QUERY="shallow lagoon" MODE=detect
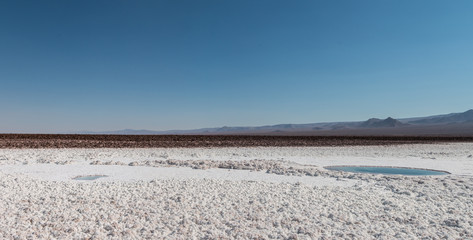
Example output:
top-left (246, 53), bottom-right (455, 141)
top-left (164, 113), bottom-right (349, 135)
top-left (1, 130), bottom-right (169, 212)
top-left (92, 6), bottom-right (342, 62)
top-left (325, 166), bottom-right (449, 175)
top-left (73, 175), bottom-right (108, 180)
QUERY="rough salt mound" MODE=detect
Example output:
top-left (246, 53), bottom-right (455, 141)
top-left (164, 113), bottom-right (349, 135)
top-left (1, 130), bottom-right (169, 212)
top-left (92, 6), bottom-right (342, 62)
top-left (1, 144), bottom-right (472, 239)
top-left (0, 173), bottom-right (472, 239)
top-left (2, 143), bottom-right (472, 175)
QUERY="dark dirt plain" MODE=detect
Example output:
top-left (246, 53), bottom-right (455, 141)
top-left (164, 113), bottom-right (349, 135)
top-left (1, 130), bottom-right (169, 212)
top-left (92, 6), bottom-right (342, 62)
top-left (1, 134), bottom-right (472, 148)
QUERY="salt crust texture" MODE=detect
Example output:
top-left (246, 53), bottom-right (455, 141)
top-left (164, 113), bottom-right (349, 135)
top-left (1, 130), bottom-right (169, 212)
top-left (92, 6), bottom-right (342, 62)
top-left (0, 143), bottom-right (472, 239)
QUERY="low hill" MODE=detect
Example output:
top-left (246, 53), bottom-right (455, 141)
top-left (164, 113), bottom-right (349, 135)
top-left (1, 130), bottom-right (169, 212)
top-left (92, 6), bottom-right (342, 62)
top-left (360, 117), bottom-right (407, 128)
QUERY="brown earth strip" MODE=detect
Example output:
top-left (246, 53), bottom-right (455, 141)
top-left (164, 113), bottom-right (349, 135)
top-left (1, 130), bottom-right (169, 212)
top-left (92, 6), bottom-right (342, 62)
top-left (0, 134), bottom-right (472, 148)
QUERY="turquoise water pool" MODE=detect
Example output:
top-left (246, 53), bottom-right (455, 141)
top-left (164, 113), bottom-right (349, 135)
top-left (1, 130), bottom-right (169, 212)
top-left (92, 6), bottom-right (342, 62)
top-left (325, 166), bottom-right (449, 175)
top-left (73, 175), bottom-right (107, 180)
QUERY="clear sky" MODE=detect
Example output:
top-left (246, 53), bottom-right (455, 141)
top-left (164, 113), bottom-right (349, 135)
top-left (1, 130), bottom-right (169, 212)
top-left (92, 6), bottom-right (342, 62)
top-left (1, 0), bottom-right (472, 133)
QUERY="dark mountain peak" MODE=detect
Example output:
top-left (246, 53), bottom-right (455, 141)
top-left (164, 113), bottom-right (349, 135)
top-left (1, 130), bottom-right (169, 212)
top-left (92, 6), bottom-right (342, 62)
top-left (384, 117), bottom-right (399, 124)
top-left (360, 117), bottom-right (405, 128)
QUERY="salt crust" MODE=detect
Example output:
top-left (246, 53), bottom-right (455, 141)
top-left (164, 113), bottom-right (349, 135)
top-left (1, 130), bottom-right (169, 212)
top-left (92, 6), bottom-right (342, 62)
top-left (0, 143), bottom-right (472, 239)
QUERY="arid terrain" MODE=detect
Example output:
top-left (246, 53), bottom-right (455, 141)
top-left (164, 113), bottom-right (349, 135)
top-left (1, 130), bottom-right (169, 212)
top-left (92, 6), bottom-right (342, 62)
top-left (1, 134), bottom-right (472, 148)
top-left (0, 135), bottom-right (472, 239)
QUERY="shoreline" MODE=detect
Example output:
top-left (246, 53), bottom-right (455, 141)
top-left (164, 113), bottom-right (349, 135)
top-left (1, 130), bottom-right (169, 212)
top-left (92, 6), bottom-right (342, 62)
top-left (1, 134), bottom-right (473, 149)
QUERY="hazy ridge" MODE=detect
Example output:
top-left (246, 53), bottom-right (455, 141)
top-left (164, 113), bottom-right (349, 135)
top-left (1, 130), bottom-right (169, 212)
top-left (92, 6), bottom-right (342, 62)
top-left (78, 109), bottom-right (473, 136)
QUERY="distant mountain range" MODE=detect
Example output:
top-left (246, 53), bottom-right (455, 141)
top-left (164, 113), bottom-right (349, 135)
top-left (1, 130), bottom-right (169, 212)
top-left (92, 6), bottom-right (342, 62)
top-left (78, 109), bottom-right (473, 136)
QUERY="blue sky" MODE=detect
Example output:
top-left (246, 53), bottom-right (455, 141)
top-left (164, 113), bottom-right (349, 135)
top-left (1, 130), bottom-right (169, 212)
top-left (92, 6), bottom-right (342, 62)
top-left (1, 0), bottom-right (472, 133)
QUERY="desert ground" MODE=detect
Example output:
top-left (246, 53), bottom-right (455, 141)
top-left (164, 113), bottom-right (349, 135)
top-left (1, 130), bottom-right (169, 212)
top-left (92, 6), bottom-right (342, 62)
top-left (0, 135), bottom-right (472, 239)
